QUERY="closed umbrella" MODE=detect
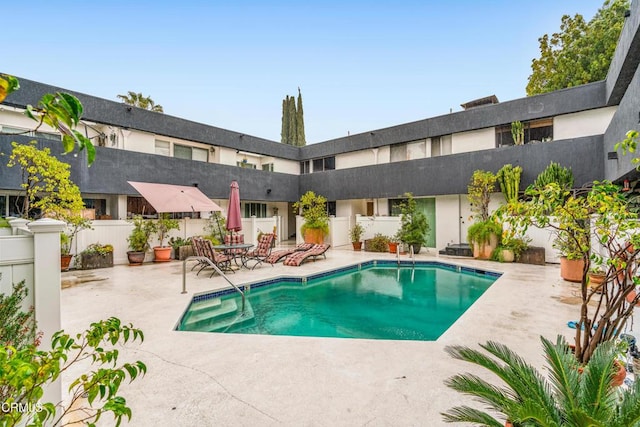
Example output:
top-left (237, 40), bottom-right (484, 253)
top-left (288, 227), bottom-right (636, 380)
top-left (226, 181), bottom-right (242, 237)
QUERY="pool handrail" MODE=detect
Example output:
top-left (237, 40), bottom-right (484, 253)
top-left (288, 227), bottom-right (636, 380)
top-left (182, 256), bottom-right (245, 313)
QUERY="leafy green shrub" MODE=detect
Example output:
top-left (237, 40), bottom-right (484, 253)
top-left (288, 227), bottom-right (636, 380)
top-left (0, 280), bottom-right (39, 348)
top-left (294, 191), bottom-right (330, 235)
top-left (467, 220), bottom-right (502, 246)
top-left (396, 193), bottom-right (430, 246)
top-left (366, 233), bottom-right (390, 252)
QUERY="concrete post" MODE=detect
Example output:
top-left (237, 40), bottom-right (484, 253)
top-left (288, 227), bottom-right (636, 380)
top-left (27, 218), bottom-right (66, 405)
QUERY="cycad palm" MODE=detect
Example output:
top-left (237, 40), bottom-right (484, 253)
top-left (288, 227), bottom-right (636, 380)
top-left (116, 91), bottom-right (163, 113)
top-left (442, 335), bottom-right (640, 426)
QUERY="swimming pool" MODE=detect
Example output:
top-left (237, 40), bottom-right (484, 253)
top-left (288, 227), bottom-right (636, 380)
top-left (178, 261), bottom-right (499, 341)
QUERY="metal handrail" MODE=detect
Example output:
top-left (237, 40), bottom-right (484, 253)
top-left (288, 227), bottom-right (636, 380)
top-left (409, 245), bottom-right (415, 266)
top-left (182, 256), bottom-right (245, 312)
top-left (396, 243), bottom-right (400, 265)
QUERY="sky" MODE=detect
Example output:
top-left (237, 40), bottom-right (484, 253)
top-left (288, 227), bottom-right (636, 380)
top-left (5, 1), bottom-right (607, 144)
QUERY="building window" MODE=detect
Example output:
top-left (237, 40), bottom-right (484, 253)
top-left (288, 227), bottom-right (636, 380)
top-left (237, 161), bottom-right (257, 169)
top-left (262, 163), bottom-right (274, 172)
top-left (390, 143), bottom-right (407, 162)
top-left (388, 198), bottom-right (406, 216)
top-left (430, 135), bottom-right (452, 157)
top-left (300, 160), bottom-right (310, 174)
top-left (244, 202), bottom-right (267, 218)
top-left (327, 201), bottom-right (336, 217)
top-left (496, 118), bottom-right (553, 147)
top-left (2, 126), bottom-right (61, 142)
top-left (82, 198), bottom-right (107, 217)
top-left (155, 140), bottom-right (170, 156)
top-left (175, 144), bottom-right (208, 162)
top-left (311, 157), bottom-right (335, 173)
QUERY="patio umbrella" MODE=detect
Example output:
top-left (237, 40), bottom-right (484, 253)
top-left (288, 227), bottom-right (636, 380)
top-left (226, 181), bottom-right (242, 237)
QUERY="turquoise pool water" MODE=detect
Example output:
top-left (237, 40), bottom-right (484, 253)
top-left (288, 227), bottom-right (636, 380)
top-left (178, 262), bottom-right (498, 341)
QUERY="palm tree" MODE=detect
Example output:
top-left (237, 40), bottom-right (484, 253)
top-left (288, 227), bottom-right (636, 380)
top-left (116, 91), bottom-right (164, 113)
top-left (442, 336), bottom-right (640, 426)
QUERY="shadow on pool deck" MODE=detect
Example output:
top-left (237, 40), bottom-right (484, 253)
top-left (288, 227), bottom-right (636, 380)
top-left (60, 246), bottom-right (634, 426)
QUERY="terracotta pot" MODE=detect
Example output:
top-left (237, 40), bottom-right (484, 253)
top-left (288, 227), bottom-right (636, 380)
top-left (388, 242), bottom-right (398, 253)
top-left (472, 233), bottom-right (498, 260)
top-left (588, 272), bottom-right (606, 293)
top-left (352, 241), bottom-right (362, 251)
top-left (303, 228), bottom-right (324, 244)
top-left (626, 289), bottom-right (640, 307)
top-left (560, 257), bottom-right (584, 283)
top-left (127, 251), bottom-right (145, 266)
top-left (61, 254), bottom-right (73, 271)
top-left (153, 246), bottom-right (172, 262)
top-left (611, 360), bottom-right (627, 387)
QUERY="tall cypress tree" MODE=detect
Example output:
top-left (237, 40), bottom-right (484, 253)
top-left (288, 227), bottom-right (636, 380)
top-left (281, 97), bottom-right (289, 144)
top-left (287, 96), bottom-right (297, 146)
top-left (296, 87), bottom-right (306, 146)
top-left (280, 89), bottom-right (306, 146)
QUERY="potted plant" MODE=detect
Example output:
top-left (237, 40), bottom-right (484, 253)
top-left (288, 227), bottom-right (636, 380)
top-left (396, 192), bottom-right (430, 254)
top-left (442, 336), bottom-right (637, 426)
top-left (169, 236), bottom-right (193, 260)
top-left (153, 214), bottom-right (180, 262)
top-left (127, 215), bottom-right (156, 265)
top-left (388, 234), bottom-right (400, 254)
top-left (59, 213), bottom-right (92, 272)
top-left (293, 191), bottom-right (329, 244)
top-left (510, 120), bottom-right (524, 145)
top-left (467, 170), bottom-right (500, 259)
top-left (500, 180), bottom-right (640, 364)
top-left (79, 243), bottom-right (114, 270)
top-left (349, 223), bottom-right (364, 251)
top-left (364, 233), bottom-right (390, 252)
top-left (60, 233), bottom-right (73, 271)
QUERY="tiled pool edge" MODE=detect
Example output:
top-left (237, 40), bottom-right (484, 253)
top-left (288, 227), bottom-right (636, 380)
top-left (176, 260), bottom-right (503, 331)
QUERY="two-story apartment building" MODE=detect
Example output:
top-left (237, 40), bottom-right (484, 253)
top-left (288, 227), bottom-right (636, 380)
top-left (2, 2), bottom-right (640, 252)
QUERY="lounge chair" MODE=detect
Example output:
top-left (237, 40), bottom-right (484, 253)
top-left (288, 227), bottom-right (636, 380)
top-left (283, 244), bottom-right (331, 267)
top-left (245, 233), bottom-right (275, 269)
top-left (192, 237), bottom-right (234, 276)
top-left (264, 242), bottom-right (314, 264)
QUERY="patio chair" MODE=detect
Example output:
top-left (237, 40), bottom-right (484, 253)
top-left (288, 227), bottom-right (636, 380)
top-left (245, 233), bottom-right (275, 269)
top-left (264, 242), bottom-right (314, 264)
top-left (283, 244), bottom-right (331, 267)
top-left (192, 237), bottom-right (234, 276)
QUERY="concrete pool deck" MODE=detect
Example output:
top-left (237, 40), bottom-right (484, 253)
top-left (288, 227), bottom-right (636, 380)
top-left (60, 247), bottom-right (637, 426)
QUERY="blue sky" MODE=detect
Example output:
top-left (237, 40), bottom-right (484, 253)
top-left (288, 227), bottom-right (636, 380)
top-left (6, 1), bottom-right (606, 143)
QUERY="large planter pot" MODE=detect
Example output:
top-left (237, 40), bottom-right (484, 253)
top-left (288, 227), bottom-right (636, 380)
top-left (388, 242), bottom-right (398, 253)
top-left (153, 246), bottom-right (172, 262)
top-left (175, 245), bottom-right (194, 260)
top-left (626, 289), bottom-right (640, 307)
top-left (351, 241), bottom-right (362, 251)
top-left (127, 251), bottom-right (146, 266)
top-left (80, 252), bottom-right (113, 270)
top-left (61, 254), bottom-right (73, 272)
top-left (303, 228), bottom-right (325, 244)
top-left (501, 249), bottom-right (515, 263)
top-left (472, 233), bottom-right (498, 260)
top-left (409, 243), bottom-right (421, 255)
top-left (560, 257), bottom-right (584, 283)
top-left (588, 272), bottom-right (606, 293)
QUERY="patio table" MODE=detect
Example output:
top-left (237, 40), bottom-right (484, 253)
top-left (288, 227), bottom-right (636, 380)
top-left (212, 243), bottom-right (254, 269)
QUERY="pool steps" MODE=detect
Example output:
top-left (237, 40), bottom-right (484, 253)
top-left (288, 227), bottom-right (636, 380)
top-left (182, 299), bottom-right (255, 332)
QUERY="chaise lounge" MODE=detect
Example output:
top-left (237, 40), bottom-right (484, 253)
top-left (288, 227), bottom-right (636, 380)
top-left (283, 244), bottom-right (331, 267)
top-left (264, 242), bottom-right (314, 264)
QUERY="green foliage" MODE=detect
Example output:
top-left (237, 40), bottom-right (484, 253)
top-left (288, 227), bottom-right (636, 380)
top-left (7, 142), bottom-right (85, 219)
top-left (533, 161), bottom-right (574, 191)
top-left (510, 121), bottom-right (524, 145)
top-left (349, 223), bottom-right (365, 243)
top-left (294, 191), bottom-right (330, 235)
top-left (168, 236), bottom-right (192, 252)
top-left (1, 75), bottom-right (95, 164)
top-left (204, 212), bottom-right (227, 244)
top-left (396, 193), bottom-right (430, 246)
top-left (0, 218), bottom-right (9, 228)
top-left (527, 0), bottom-right (630, 95)
top-left (280, 90), bottom-right (306, 146)
top-left (0, 281), bottom-right (39, 349)
top-left (116, 91), bottom-right (164, 112)
top-left (615, 129), bottom-right (640, 169)
top-left (442, 336), bottom-right (640, 427)
top-left (468, 170), bottom-right (497, 223)
top-left (81, 243), bottom-right (114, 256)
top-left (1, 317), bottom-right (146, 426)
top-left (154, 213), bottom-right (180, 247)
top-left (467, 220), bottom-right (502, 246)
top-left (127, 215), bottom-right (157, 252)
top-left (366, 233), bottom-right (390, 252)
top-left (500, 181), bottom-right (640, 363)
top-left (496, 164), bottom-right (522, 203)
top-left (0, 74), bottom-right (19, 103)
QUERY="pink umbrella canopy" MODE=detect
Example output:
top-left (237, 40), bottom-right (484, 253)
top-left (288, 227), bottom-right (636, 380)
top-left (226, 181), bottom-right (242, 233)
